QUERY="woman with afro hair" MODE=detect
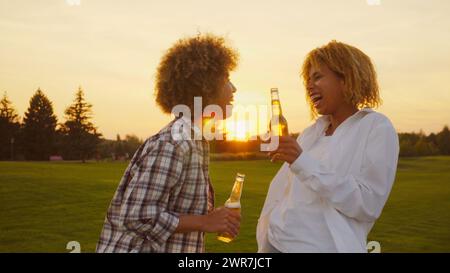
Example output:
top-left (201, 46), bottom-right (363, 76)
top-left (97, 34), bottom-right (240, 253)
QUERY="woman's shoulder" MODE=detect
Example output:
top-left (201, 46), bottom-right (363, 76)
top-left (358, 110), bottom-right (398, 143)
top-left (137, 120), bottom-right (195, 160)
top-left (361, 109), bottom-right (396, 131)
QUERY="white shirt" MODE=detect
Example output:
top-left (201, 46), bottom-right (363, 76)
top-left (268, 133), bottom-right (336, 252)
top-left (257, 108), bottom-right (400, 253)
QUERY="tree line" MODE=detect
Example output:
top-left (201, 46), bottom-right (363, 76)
top-left (398, 129), bottom-right (450, 157)
top-left (1, 88), bottom-right (449, 161)
top-left (0, 87), bottom-right (143, 162)
top-left (209, 128), bottom-right (450, 158)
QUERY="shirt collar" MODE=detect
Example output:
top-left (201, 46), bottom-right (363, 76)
top-left (314, 107), bottom-right (374, 137)
top-left (317, 107), bottom-right (373, 126)
top-left (177, 115), bottom-right (203, 140)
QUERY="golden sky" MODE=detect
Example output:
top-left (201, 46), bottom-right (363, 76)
top-left (1, 0), bottom-right (449, 139)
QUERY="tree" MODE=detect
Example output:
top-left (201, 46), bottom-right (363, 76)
top-left (95, 135), bottom-right (143, 161)
top-left (414, 137), bottom-right (437, 156)
top-left (399, 138), bottom-right (416, 157)
top-left (123, 134), bottom-right (143, 158)
top-left (436, 126), bottom-right (450, 155)
top-left (60, 86), bottom-right (101, 162)
top-left (97, 138), bottom-right (116, 160)
top-left (0, 92), bottom-right (19, 122)
top-left (0, 92), bottom-right (21, 160)
top-left (22, 88), bottom-right (58, 160)
top-left (114, 134), bottom-right (125, 160)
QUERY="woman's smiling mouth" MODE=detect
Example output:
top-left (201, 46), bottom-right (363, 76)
top-left (310, 93), bottom-right (323, 107)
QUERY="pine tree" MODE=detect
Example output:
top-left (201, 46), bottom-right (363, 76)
top-left (0, 92), bottom-right (19, 123)
top-left (22, 88), bottom-right (58, 160)
top-left (0, 92), bottom-right (21, 160)
top-left (60, 86), bottom-right (101, 162)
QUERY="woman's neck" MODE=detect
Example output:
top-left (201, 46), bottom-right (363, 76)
top-left (327, 106), bottom-right (359, 136)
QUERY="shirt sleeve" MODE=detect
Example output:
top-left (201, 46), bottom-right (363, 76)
top-left (289, 118), bottom-right (399, 222)
top-left (122, 141), bottom-right (185, 250)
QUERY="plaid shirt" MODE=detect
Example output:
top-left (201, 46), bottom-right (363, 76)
top-left (96, 117), bottom-right (214, 253)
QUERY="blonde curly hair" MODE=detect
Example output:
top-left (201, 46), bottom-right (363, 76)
top-left (155, 34), bottom-right (239, 114)
top-left (301, 40), bottom-right (381, 119)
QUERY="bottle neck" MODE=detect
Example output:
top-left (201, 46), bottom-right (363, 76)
top-left (271, 89), bottom-right (283, 116)
top-left (272, 100), bottom-right (283, 116)
top-left (271, 89), bottom-right (280, 101)
top-left (228, 177), bottom-right (244, 203)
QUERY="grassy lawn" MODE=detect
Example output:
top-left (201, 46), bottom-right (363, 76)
top-left (0, 157), bottom-right (449, 252)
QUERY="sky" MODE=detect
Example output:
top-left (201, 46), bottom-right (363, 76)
top-left (1, 0), bottom-right (449, 140)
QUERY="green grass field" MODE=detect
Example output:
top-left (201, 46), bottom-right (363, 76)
top-left (0, 157), bottom-right (449, 253)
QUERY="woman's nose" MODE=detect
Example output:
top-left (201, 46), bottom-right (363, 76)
top-left (230, 82), bottom-right (237, 93)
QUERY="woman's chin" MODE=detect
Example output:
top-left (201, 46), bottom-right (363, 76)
top-left (316, 107), bottom-right (328, 116)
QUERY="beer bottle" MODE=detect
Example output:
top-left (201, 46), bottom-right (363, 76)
top-left (269, 88), bottom-right (289, 136)
top-left (217, 173), bottom-right (245, 243)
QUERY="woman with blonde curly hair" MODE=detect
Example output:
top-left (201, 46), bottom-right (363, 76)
top-left (257, 40), bottom-right (400, 252)
top-left (97, 34), bottom-right (240, 253)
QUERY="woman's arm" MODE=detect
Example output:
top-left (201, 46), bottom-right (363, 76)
top-left (175, 208), bottom-right (241, 237)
